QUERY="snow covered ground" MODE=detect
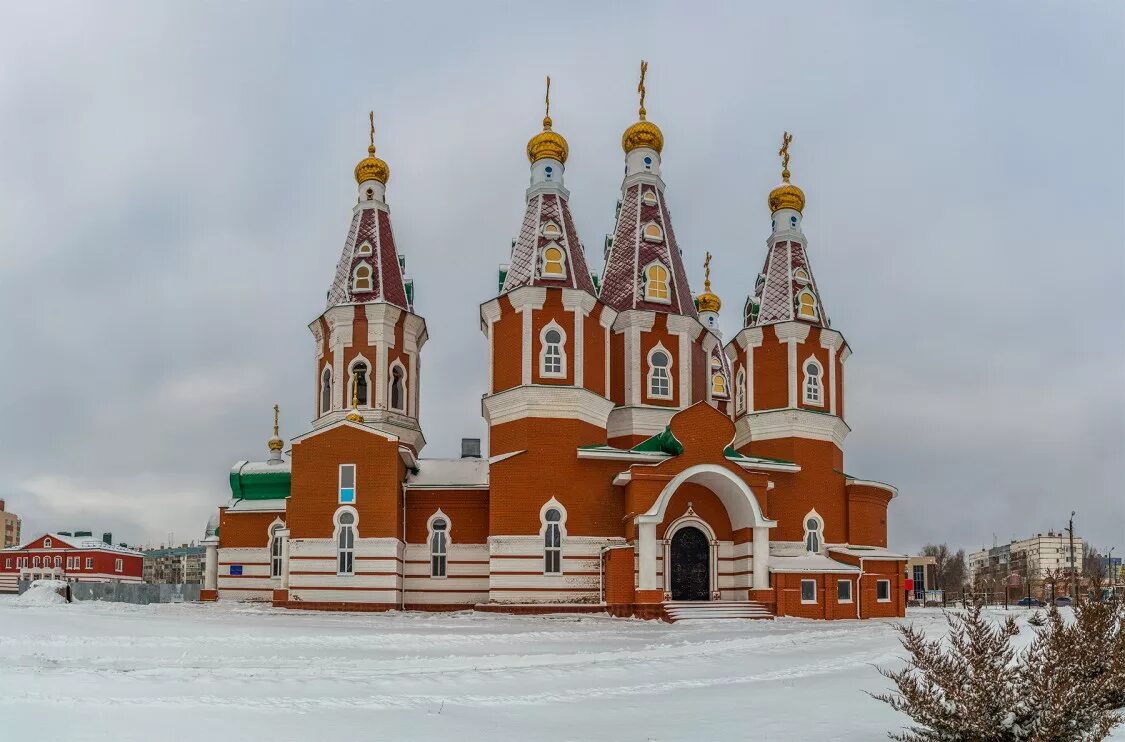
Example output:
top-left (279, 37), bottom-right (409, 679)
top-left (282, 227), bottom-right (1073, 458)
top-left (0, 596), bottom-right (1114, 741)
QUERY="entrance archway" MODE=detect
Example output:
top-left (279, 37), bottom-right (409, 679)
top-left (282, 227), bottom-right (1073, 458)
top-left (669, 526), bottom-right (710, 600)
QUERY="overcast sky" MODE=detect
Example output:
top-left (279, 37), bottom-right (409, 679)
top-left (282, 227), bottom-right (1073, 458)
top-left (1, 2), bottom-right (1121, 555)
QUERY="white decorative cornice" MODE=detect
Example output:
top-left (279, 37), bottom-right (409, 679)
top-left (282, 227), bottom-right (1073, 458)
top-left (819, 329), bottom-right (845, 352)
top-left (597, 305), bottom-right (618, 329)
top-left (365, 303), bottom-right (402, 347)
top-left (482, 386), bottom-right (615, 428)
top-left (839, 344), bottom-right (852, 363)
top-left (844, 477), bottom-right (898, 498)
top-left (701, 332), bottom-right (718, 354)
top-left (402, 313), bottom-right (428, 354)
top-left (666, 313), bottom-right (704, 340)
top-left (606, 405), bottom-right (675, 440)
top-left (733, 326), bottom-right (764, 350)
top-left (731, 408), bottom-right (850, 450)
top-left (479, 298), bottom-right (502, 329)
top-left (508, 286), bottom-right (548, 312)
top-left (561, 289), bottom-right (597, 314)
top-left (772, 321), bottom-right (811, 343)
top-left (612, 310), bottom-right (656, 333)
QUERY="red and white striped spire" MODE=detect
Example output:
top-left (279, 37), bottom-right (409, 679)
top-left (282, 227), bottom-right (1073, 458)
top-left (325, 112), bottom-right (414, 312)
top-left (500, 77), bottom-right (596, 295)
top-left (598, 61), bottom-right (696, 317)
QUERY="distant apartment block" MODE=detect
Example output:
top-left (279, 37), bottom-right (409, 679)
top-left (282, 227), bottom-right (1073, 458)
top-left (969, 531), bottom-right (1085, 587)
top-left (143, 545), bottom-right (205, 585)
top-left (0, 500), bottom-right (20, 549)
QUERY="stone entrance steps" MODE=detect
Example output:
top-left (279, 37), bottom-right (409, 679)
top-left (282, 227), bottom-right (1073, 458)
top-left (664, 600), bottom-right (774, 622)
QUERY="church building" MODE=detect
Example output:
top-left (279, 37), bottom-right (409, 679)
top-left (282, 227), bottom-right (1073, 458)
top-left (202, 65), bottom-right (905, 621)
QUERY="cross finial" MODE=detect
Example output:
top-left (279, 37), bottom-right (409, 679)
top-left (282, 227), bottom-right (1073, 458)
top-left (272, 404), bottom-right (280, 437)
top-left (368, 111), bottom-right (376, 153)
top-left (351, 371), bottom-right (359, 409)
top-left (703, 252), bottom-right (713, 292)
top-left (543, 75), bottom-right (552, 129)
top-left (638, 60), bottom-right (648, 120)
top-left (779, 131), bottom-right (793, 182)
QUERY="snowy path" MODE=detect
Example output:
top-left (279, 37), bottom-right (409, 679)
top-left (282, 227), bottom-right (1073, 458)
top-left (0, 598), bottom-right (1102, 741)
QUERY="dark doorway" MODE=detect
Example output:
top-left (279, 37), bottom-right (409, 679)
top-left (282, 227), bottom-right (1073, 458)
top-left (670, 526), bottom-right (710, 601)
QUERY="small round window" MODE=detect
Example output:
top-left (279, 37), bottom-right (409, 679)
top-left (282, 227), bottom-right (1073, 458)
top-left (339, 512), bottom-right (355, 525)
top-left (806, 518), bottom-right (818, 531)
top-left (790, 216), bottom-right (798, 226)
top-left (432, 518), bottom-right (447, 532)
top-left (545, 508), bottom-right (561, 523)
top-left (643, 156), bottom-right (652, 167)
top-left (544, 165), bottom-right (554, 177)
top-left (806, 363), bottom-right (819, 377)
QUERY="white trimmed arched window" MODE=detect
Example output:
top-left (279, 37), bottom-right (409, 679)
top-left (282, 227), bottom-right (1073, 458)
top-left (735, 368), bottom-right (746, 413)
top-left (389, 361), bottom-right (407, 413)
top-left (804, 511), bottom-right (824, 554)
top-left (642, 222), bottom-right (663, 243)
top-left (541, 245), bottom-right (566, 278)
top-left (320, 366), bottom-right (333, 414)
top-left (334, 508), bottom-right (357, 575)
top-left (539, 322), bottom-right (567, 379)
top-left (541, 221), bottom-right (562, 239)
top-left (428, 511), bottom-right (449, 578)
top-left (540, 500), bottom-right (567, 575)
top-left (802, 356), bottom-right (824, 406)
top-left (355, 240), bottom-right (373, 256)
top-left (348, 358), bottom-right (370, 407)
top-left (643, 261), bottom-right (671, 303)
top-left (797, 289), bottom-right (818, 320)
top-left (43, 538), bottom-right (52, 548)
top-left (269, 522), bottom-right (284, 578)
top-left (647, 344), bottom-right (673, 400)
top-left (641, 189), bottom-right (658, 207)
top-left (352, 262), bottom-right (373, 292)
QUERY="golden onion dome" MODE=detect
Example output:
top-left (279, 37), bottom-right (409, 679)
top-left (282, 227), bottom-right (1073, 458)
top-left (768, 130), bottom-right (804, 213)
top-left (695, 251), bottom-right (721, 313)
top-left (527, 115), bottom-right (569, 164)
top-left (768, 181), bottom-right (805, 213)
top-left (622, 119), bottom-right (664, 154)
top-left (267, 436), bottom-right (284, 452)
top-left (355, 144), bottom-right (390, 185)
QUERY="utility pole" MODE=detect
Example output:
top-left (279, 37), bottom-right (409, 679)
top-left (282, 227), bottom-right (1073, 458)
top-left (1068, 511), bottom-right (1076, 602)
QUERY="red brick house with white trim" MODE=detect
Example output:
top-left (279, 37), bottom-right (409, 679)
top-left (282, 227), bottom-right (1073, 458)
top-left (0, 533), bottom-right (144, 593)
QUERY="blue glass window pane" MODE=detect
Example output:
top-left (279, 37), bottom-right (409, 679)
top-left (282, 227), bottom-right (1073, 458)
top-left (339, 487), bottom-right (355, 503)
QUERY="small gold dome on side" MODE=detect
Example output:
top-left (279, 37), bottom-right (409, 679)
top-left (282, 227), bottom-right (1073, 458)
top-left (768, 182), bottom-right (805, 213)
top-left (527, 116), bottom-right (569, 164)
top-left (345, 410), bottom-right (364, 423)
top-left (355, 144), bottom-right (390, 185)
top-left (695, 251), bottom-right (721, 313)
top-left (267, 436), bottom-right (284, 452)
top-left (622, 119), bottom-right (664, 154)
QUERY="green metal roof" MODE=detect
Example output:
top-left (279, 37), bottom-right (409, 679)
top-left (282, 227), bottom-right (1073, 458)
top-left (229, 461), bottom-right (291, 500)
top-left (632, 427), bottom-right (684, 456)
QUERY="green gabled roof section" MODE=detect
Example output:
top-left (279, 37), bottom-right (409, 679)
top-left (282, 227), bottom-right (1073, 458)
top-left (632, 427), bottom-right (684, 456)
top-left (229, 461), bottom-right (291, 501)
top-left (725, 446), bottom-right (795, 465)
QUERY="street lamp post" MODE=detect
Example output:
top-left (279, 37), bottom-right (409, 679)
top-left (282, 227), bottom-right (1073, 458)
top-left (1068, 511), bottom-right (1077, 602)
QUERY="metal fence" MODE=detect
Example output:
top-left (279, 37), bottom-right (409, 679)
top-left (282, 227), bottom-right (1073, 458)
top-left (17, 581), bottom-right (200, 604)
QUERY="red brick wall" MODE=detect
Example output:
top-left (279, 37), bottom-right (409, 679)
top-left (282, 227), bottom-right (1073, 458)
top-left (609, 329), bottom-right (625, 405)
top-left (491, 295), bottom-right (521, 393)
top-left (602, 546), bottom-right (636, 604)
top-left (288, 425), bottom-right (405, 539)
top-left (773, 572), bottom-right (861, 619)
top-left (640, 313), bottom-right (679, 407)
top-left (583, 305), bottom-right (607, 397)
top-left (657, 485), bottom-right (733, 541)
top-left (846, 484), bottom-right (893, 547)
top-left (742, 437), bottom-right (846, 543)
top-left (531, 289), bottom-right (576, 385)
top-left (405, 490), bottom-right (489, 544)
top-left (488, 417), bottom-right (625, 536)
top-left (795, 327), bottom-right (832, 412)
top-left (219, 510), bottom-right (280, 548)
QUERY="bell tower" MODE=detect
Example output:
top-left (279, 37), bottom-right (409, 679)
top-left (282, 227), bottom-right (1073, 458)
top-left (309, 114), bottom-right (428, 452)
top-left (599, 62), bottom-right (708, 447)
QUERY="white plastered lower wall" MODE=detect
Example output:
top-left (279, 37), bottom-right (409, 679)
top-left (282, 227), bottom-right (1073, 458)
top-left (487, 535), bottom-right (626, 604)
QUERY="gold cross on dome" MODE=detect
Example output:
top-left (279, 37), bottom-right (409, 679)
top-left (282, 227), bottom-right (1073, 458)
top-left (545, 75), bottom-right (551, 121)
top-left (779, 131), bottom-right (793, 181)
top-left (703, 252), bottom-right (713, 292)
top-left (638, 60), bottom-right (648, 120)
top-left (272, 404), bottom-right (280, 437)
top-left (368, 111), bottom-right (375, 150)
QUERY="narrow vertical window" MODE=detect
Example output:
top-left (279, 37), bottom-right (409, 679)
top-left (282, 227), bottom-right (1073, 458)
top-left (353, 264), bottom-right (373, 292)
top-left (644, 263), bottom-right (670, 302)
top-left (86, 558), bottom-right (93, 569)
top-left (339, 464), bottom-right (356, 504)
top-left (735, 368), bottom-right (746, 413)
top-left (390, 365), bottom-right (406, 412)
top-left (541, 246), bottom-right (566, 277)
top-left (269, 524), bottom-right (283, 578)
top-left (801, 579), bottom-right (817, 604)
top-left (544, 508), bottom-right (562, 575)
top-left (320, 368), bottom-right (332, 414)
top-left (115, 559), bottom-right (123, 573)
top-left (803, 359), bottom-right (823, 406)
top-left (877, 579), bottom-right (891, 602)
top-left (430, 518), bottom-right (448, 578)
top-left (539, 324), bottom-right (567, 378)
top-left (837, 579), bottom-right (852, 603)
top-left (797, 290), bottom-right (818, 319)
top-left (350, 362), bottom-right (369, 406)
top-left (648, 348), bottom-right (672, 399)
top-left (804, 515), bottom-right (823, 554)
top-left (336, 511), bottom-right (356, 576)
top-left (54, 556), bottom-right (61, 568)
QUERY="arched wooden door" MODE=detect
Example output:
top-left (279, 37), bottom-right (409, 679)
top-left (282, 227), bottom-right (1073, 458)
top-left (670, 526), bottom-right (710, 601)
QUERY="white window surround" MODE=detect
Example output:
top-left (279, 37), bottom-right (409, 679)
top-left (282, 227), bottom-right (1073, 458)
top-left (538, 321), bottom-right (568, 379)
top-left (641, 189), bottom-right (658, 206)
top-left (793, 267), bottom-right (809, 282)
top-left (796, 289), bottom-right (819, 320)
top-left (801, 579), bottom-right (817, 604)
top-left (837, 579), bottom-right (853, 603)
top-left (86, 558), bottom-right (93, 569)
top-left (355, 240), bottom-right (373, 256)
top-left (338, 464), bottom-right (356, 504)
top-left (735, 368), bottom-right (746, 413)
top-left (352, 261), bottom-right (374, 292)
top-left (115, 559), bottom-right (123, 573)
top-left (347, 355), bottom-right (372, 408)
top-left (43, 538), bottom-right (52, 548)
top-left (320, 365), bottom-right (333, 415)
top-left (333, 506), bottom-right (359, 576)
top-left (427, 510), bottom-right (451, 579)
top-left (646, 344), bottom-right (674, 400)
top-left (540, 221), bottom-right (562, 239)
top-left (641, 221), bottom-right (663, 243)
top-left (802, 356), bottom-right (824, 407)
top-left (268, 520), bottom-right (285, 579)
top-left (877, 579), bottom-right (892, 603)
top-left (641, 260), bottom-right (672, 305)
top-left (539, 498), bottom-right (567, 576)
top-left (388, 359), bottom-right (407, 413)
top-left (540, 244), bottom-right (567, 279)
top-left (803, 510), bottom-right (824, 554)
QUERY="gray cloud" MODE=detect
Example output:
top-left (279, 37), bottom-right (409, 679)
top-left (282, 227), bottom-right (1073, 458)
top-left (1, 2), bottom-right (1121, 555)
